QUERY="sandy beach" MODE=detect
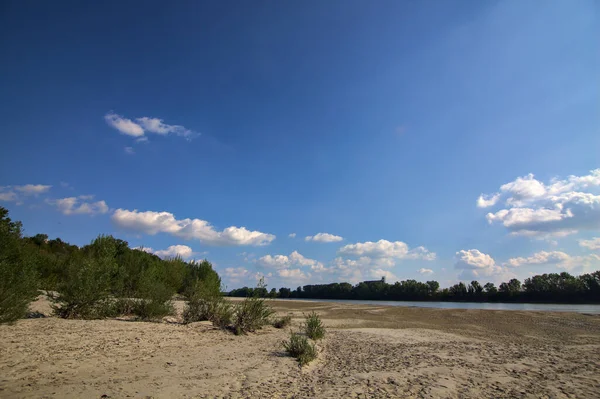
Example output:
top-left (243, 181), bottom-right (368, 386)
top-left (1, 297), bottom-right (600, 399)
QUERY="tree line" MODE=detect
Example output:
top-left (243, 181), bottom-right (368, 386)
top-left (229, 273), bottom-right (600, 304)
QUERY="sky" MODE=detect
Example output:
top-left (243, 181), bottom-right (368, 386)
top-left (1, 0), bottom-right (599, 290)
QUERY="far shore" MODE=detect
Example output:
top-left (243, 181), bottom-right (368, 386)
top-left (1, 295), bottom-right (600, 398)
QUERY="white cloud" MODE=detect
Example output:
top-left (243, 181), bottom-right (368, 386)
top-left (111, 208), bottom-right (275, 246)
top-left (480, 169), bottom-right (600, 238)
top-left (305, 232), bottom-right (343, 243)
top-left (477, 193), bottom-right (500, 208)
top-left (288, 233), bottom-right (296, 238)
top-left (277, 268), bottom-right (310, 281)
top-left (1, 184), bottom-right (52, 203)
top-left (505, 250), bottom-right (600, 273)
top-left (47, 196), bottom-right (109, 215)
top-left (136, 117), bottom-right (193, 138)
top-left (505, 251), bottom-right (571, 267)
top-left (14, 184), bottom-right (52, 195)
top-left (417, 268), bottom-right (434, 275)
top-left (124, 146), bottom-right (135, 154)
top-left (258, 250), bottom-right (324, 271)
top-left (105, 112), bottom-right (145, 137)
top-left (338, 239), bottom-right (436, 261)
top-left (325, 256), bottom-right (398, 284)
top-left (500, 173), bottom-right (547, 206)
top-left (105, 112), bottom-right (195, 141)
top-left (454, 249), bottom-right (510, 281)
top-left (370, 269), bottom-right (398, 282)
top-left (149, 245), bottom-right (195, 259)
top-left (0, 189), bottom-right (18, 202)
top-left (580, 237), bottom-right (600, 250)
top-left (224, 267), bottom-right (251, 283)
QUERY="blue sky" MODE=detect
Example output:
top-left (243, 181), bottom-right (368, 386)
top-left (1, 0), bottom-right (599, 289)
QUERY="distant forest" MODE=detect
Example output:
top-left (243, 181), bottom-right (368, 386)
top-left (229, 272), bottom-right (600, 304)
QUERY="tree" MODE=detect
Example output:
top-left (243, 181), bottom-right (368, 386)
top-left (484, 282), bottom-right (497, 295)
top-left (426, 281), bottom-right (440, 296)
top-left (0, 207), bottom-right (39, 323)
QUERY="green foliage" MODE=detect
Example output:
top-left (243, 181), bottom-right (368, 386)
top-left (130, 264), bottom-right (175, 321)
top-left (0, 207), bottom-right (39, 324)
top-left (50, 236), bottom-right (117, 319)
top-left (273, 315), bottom-right (292, 329)
top-left (282, 332), bottom-right (317, 366)
top-left (233, 278), bottom-right (275, 335)
top-left (183, 267), bottom-right (232, 328)
top-left (304, 311), bottom-right (325, 340)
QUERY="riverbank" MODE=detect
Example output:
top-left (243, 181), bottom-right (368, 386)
top-left (1, 296), bottom-right (600, 398)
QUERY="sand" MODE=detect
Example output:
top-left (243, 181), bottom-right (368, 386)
top-left (1, 297), bottom-right (600, 398)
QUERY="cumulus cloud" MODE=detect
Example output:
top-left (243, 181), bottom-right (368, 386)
top-left (480, 169), bottom-right (600, 238)
top-left (477, 193), bottom-right (500, 208)
top-left (505, 251), bottom-right (570, 267)
top-left (338, 239), bottom-right (436, 261)
top-left (124, 147), bottom-right (135, 155)
top-left (454, 249), bottom-right (508, 281)
top-left (105, 112), bottom-right (195, 141)
top-left (140, 245), bottom-right (195, 259)
top-left (277, 268), bottom-right (310, 281)
top-left (288, 233), bottom-right (296, 238)
top-left (111, 208), bottom-right (275, 246)
top-left (258, 250), bottom-right (324, 272)
top-left (47, 196), bottom-right (109, 215)
top-left (305, 233), bottom-right (343, 243)
top-left (580, 237), bottom-right (600, 250)
top-left (506, 250), bottom-right (600, 273)
top-left (417, 268), bottom-right (434, 275)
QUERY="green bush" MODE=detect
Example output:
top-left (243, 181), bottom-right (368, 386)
top-left (130, 265), bottom-right (175, 321)
top-left (183, 265), bottom-right (232, 327)
top-left (273, 315), bottom-right (292, 329)
top-left (0, 259), bottom-right (38, 324)
top-left (232, 278), bottom-right (274, 335)
top-left (50, 240), bottom-right (116, 319)
top-left (305, 311), bottom-right (325, 340)
top-left (282, 332), bottom-right (317, 366)
top-left (183, 286), bottom-right (233, 327)
top-left (0, 208), bottom-right (40, 324)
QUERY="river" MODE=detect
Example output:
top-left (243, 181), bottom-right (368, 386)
top-left (276, 298), bottom-right (600, 314)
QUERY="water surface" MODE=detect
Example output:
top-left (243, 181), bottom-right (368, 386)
top-left (278, 298), bottom-right (600, 314)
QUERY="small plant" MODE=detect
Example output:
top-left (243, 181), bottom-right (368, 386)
top-left (304, 311), bottom-right (325, 340)
top-left (282, 332), bottom-right (317, 366)
top-left (273, 315), bottom-right (292, 329)
top-left (232, 278), bottom-right (274, 335)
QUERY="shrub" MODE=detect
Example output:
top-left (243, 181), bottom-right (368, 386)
top-left (130, 265), bottom-right (175, 321)
top-left (183, 267), bottom-right (232, 327)
top-left (273, 315), bottom-right (292, 329)
top-left (183, 290), bottom-right (233, 327)
top-left (232, 278), bottom-right (274, 335)
top-left (282, 332), bottom-right (317, 366)
top-left (0, 207), bottom-right (39, 324)
top-left (50, 245), bottom-right (115, 319)
top-left (305, 311), bottom-right (325, 340)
